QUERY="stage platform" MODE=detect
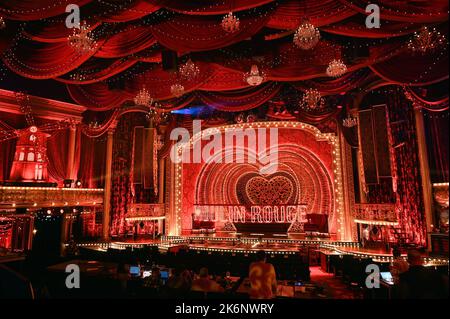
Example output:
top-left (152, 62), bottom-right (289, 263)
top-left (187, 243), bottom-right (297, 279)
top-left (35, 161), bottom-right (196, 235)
top-left (76, 233), bottom-right (449, 266)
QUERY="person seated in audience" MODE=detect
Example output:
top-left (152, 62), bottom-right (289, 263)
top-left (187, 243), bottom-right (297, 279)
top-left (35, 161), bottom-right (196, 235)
top-left (398, 249), bottom-right (448, 299)
top-left (191, 267), bottom-right (224, 293)
top-left (249, 250), bottom-right (277, 299)
top-left (166, 265), bottom-right (192, 292)
top-left (389, 246), bottom-right (409, 285)
top-left (143, 267), bottom-right (162, 289)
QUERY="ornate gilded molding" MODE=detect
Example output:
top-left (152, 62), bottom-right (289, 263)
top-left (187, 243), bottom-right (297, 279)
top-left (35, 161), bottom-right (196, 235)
top-left (0, 186), bottom-right (103, 209)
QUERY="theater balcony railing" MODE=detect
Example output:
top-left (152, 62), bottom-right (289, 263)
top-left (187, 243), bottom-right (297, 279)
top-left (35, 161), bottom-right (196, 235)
top-left (0, 186), bottom-right (104, 209)
top-left (125, 203), bottom-right (166, 222)
top-left (353, 203), bottom-right (398, 226)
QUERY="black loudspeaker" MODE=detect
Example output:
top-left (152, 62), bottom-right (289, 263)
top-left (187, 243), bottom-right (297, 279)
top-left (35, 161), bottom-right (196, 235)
top-left (162, 49), bottom-right (178, 71)
top-left (344, 39), bottom-right (370, 64)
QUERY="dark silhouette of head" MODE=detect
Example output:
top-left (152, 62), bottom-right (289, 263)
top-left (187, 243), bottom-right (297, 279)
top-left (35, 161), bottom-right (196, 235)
top-left (392, 246), bottom-right (402, 258)
top-left (407, 249), bottom-right (423, 266)
top-left (256, 250), bottom-right (267, 262)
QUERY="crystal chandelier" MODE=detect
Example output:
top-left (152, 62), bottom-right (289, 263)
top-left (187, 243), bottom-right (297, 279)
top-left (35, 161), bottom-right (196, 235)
top-left (68, 21), bottom-right (97, 54)
top-left (408, 26), bottom-right (446, 54)
top-left (326, 59), bottom-right (348, 78)
top-left (343, 114), bottom-right (358, 128)
top-left (0, 16), bottom-right (6, 30)
top-left (293, 19), bottom-right (321, 50)
top-left (221, 12), bottom-right (240, 33)
top-left (134, 86), bottom-right (153, 107)
top-left (147, 107), bottom-right (169, 125)
top-left (171, 84), bottom-right (185, 98)
top-left (244, 64), bottom-right (266, 86)
top-left (300, 89), bottom-right (325, 111)
top-left (179, 59), bottom-right (200, 80)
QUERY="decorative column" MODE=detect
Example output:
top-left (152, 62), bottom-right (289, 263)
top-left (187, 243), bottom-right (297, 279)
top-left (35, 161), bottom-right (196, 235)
top-left (102, 126), bottom-right (116, 241)
top-left (339, 128), bottom-right (357, 242)
top-left (66, 123), bottom-right (78, 181)
top-left (414, 106), bottom-right (434, 250)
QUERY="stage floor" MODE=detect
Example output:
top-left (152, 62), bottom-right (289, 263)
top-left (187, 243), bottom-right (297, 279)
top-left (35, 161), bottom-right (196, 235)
top-left (89, 233), bottom-right (448, 265)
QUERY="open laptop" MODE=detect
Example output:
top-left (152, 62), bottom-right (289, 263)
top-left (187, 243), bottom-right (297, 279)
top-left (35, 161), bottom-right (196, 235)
top-left (380, 272), bottom-right (394, 285)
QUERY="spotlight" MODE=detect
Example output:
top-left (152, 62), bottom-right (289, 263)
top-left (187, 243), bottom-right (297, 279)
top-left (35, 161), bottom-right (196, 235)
top-left (75, 180), bottom-right (82, 188)
top-left (47, 210), bottom-right (52, 215)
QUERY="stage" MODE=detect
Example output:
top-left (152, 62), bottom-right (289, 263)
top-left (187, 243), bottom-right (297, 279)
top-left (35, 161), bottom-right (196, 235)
top-left (76, 233), bottom-right (449, 266)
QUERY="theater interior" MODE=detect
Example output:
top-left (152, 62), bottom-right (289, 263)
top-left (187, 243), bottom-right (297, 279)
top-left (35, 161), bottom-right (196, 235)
top-left (0, 0), bottom-right (448, 301)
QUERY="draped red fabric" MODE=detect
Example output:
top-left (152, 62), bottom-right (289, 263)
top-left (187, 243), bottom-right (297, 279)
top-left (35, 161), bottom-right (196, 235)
top-left (322, 19), bottom-right (423, 38)
top-left (337, 0), bottom-right (449, 23)
top-left (24, 21), bottom-right (101, 43)
top-left (56, 58), bottom-right (138, 85)
top-left (2, 39), bottom-right (105, 79)
top-left (1, 0), bottom-right (448, 116)
top-left (404, 87), bottom-right (449, 112)
top-left (46, 130), bottom-right (69, 185)
top-left (0, 0), bottom-right (92, 20)
top-left (424, 111), bottom-right (449, 182)
top-left (100, 1), bottom-right (160, 23)
top-left (157, 0), bottom-right (274, 15)
top-left (198, 82), bottom-right (281, 112)
top-left (149, 9), bottom-right (274, 52)
top-left (95, 25), bottom-right (157, 58)
top-left (293, 69), bottom-right (374, 95)
top-left (0, 140), bottom-right (16, 181)
top-left (77, 134), bottom-right (96, 188)
top-left (267, 0), bottom-right (356, 29)
top-left (72, 129), bottom-right (82, 181)
top-left (370, 49), bottom-right (449, 86)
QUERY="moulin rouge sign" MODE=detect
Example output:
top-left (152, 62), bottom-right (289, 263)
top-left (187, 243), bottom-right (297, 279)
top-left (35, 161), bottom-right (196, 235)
top-left (193, 205), bottom-right (308, 224)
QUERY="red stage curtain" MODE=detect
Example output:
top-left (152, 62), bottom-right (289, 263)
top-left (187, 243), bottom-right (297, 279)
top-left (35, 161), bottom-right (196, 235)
top-left (46, 130), bottom-right (69, 185)
top-left (0, 140), bottom-right (16, 181)
top-left (77, 134), bottom-right (106, 188)
top-left (424, 111), bottom-right (449, 182)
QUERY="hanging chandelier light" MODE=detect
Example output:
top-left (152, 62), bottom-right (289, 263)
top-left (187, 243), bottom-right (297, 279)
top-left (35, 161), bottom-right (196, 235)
top-left (171, 84), bottom-right (185, 98)
top-left (293, 19), bottom-right (321, 50)
top-left (343, 114), bottom-right (358, 128)
top-left (299, 89), bottom-right (325, 111)
top-left (408, 26), bottom-right (446, 54)
top-left (134, 86), bottom-right (153, 107)
top-left (326, 59), bottom-right (348, 78)
top-left (0, 16), bottom-right (6, 30)
top-left (68, 21), bottom-right (97, 53)
top-left (221, 12), bottom-right (240, 33)
top-left (244, 64), bottom-right (266, 86)
top-left (179, 58), bottom-right (200, 80)
top-left (147, 106), bottom-right (169, 125)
